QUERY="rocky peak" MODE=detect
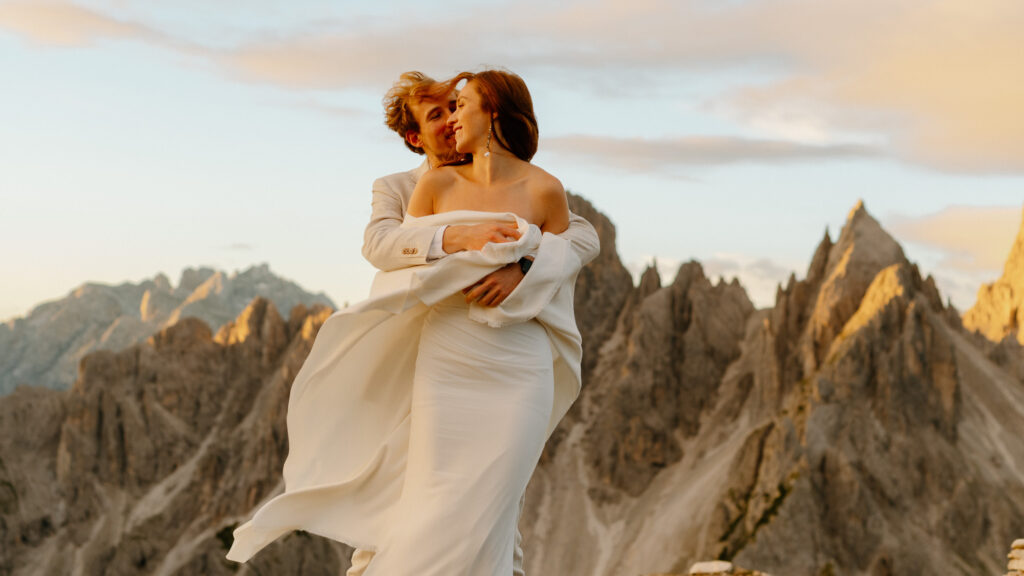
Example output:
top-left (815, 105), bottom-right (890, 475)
top-left (768, 201), bottom-right (911, 391)
top-left (213, 297), bottom-right (289, 371)
top-left (807, 229), bottom-right (834, 287)
top-left (1006, 209), bottom-right (1024, 280)
top-left (152, 273), bottom-right (172, 292)
top-left (580, 259), bottom-right (754, 501)
top-left (177, 266), bottom-right (218, 296)
top-left (566, 193), bottom-right (635, 385)
top-left (964, 207), bottom-right (1024, 346)
top-left (0, 297), bottom-right (345, 575)
top-left (638, 263), bottom-right (662, 298)
top-left (4, 195), bottom-right (1024, 576)
top-left (0, 264), bottom-right (334, 396)
top-left (809, 200), bottom-right (908, 341)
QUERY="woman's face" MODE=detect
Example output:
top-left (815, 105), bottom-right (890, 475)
top-left (448, 81), bottom-right (492, 155)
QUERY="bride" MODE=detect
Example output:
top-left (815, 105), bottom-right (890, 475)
top-left (226, 69), bottom-right (585, 576)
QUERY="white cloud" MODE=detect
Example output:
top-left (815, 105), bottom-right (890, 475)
top-left (4, 0), bottom-right (1024, 172)
top-left (887, 206), bottom-right (1022, 272)
top-left (624, 256), bottom-right (682, 288)
top-left (543, 134), bottom-right (879, 172)
top-left (701, 253), bottom-right (797, 309)
top-left (185, 0), bottom-right (1024, 173)
top-left (887, 205), bottom-right (1023, 310)
top-left (625, 252), bottom-right (798, 309)
top-left (0, 1), bottom-right (159, 46)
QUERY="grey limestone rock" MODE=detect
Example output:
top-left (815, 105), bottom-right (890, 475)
top-left (520, 200), bottom-right (1024, 576)
top-left (0, 263), bottom-right (335, 396)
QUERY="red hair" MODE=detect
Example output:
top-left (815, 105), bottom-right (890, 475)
top-left (447, 70), bottom-right (538, 162)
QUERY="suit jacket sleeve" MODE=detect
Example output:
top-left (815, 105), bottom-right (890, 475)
top-left (362, 176), bottom-right (441, 272)
top-left (561, 211), bottom-right (600, 268)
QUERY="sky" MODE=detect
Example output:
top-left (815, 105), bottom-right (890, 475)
top-left (1, 0), bottom-right (1023, 321)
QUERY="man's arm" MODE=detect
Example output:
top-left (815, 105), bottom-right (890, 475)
top-left (364, 173), bottom-right (525, 271)
top-left (561, 212), bottom-right (600, 267)
top-left (362, 176), bottom-right (439, 272)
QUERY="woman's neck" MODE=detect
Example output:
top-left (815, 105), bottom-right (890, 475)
top-left (469, 148), bottom-right (518, 185)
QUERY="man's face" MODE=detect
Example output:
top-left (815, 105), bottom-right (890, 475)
top-left (406, 93), bottom-right (457, 164)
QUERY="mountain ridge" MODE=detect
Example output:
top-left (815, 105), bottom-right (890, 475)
top-left (0, 263), bottom-right (335, 396)
top-left (0, 198), bottom-right (1022, 575)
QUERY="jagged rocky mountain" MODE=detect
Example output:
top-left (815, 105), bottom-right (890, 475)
top-left (0, 263), bottom-right (335, 396)
top-left (1, 200), bottom-right (1022, 576)
top-left (0, 299), bottom-right (350, 575)
top-left (522, 201), bottom-right (1024, 575)
top-left (962, 208), bottom-right (1024, 384)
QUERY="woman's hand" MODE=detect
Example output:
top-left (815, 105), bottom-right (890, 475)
top-left (462, 262), bottom-right (525, 306)
top-left (443, 221), bottom-right (521, 253)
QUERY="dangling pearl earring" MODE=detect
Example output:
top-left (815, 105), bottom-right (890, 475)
top-left (484, 121), bottom-right (492, 158)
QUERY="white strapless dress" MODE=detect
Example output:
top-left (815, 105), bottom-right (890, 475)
top-left (226, 212), bottom-right (583, 576)
top-left (362, 293), bottom-right (553, 575)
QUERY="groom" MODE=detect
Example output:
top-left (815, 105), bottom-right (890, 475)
top-left (352, 71), bottom-right (599, 576)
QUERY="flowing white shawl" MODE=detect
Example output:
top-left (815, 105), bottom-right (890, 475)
top-left (226, 211), bottom-right (583, 562)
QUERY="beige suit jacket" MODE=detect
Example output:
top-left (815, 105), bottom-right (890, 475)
top-left (362, 159), bottom-right (600, 271)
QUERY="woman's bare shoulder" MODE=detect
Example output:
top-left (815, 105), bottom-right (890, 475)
top-left (417, 165), bottom-right (459, 189)
top-left (524, 164), bottom-right (568, 232)
top-left (410, 165), bottom-right (460, 216)
top-left (524, 164), bottom-right (565, 199)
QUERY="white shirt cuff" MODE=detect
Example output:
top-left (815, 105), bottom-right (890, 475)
top-left (427, 225), bottom-right (448, 261)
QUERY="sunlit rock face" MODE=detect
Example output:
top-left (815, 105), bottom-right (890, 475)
top-left (2, 199), bottom-right (1023, 576)
top-left (963, 207), bottom-right (1024, 383)
top-left (0, 263), bottom-right (335, 396)
top-left (965, 208), bottom-right (1024, 346)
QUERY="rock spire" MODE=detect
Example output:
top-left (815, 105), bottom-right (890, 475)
top-left (965, 207), bottom-right (1024, 345)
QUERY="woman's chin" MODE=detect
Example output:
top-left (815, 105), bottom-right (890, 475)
top-left (454, 137), bottom-right (482, 156)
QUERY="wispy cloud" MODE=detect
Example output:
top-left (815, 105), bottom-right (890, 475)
top-left (171, 0), bottom-right (1024, 173)
top-left (543, 135), bottom-right (879, 172)
top-left (699, 0), bottom-right (1024, 173)
top-left (0, 1), bottom-right (159, 46)
top-left (5, 0), bottom-right (1023, 173)
top-left (887, 205), bottom-right (1022, 272)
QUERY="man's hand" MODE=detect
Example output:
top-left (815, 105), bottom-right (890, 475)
top-left (443, 221), bottom-right (521, 253)
top-left (463, 262), bottom-right (526, 307)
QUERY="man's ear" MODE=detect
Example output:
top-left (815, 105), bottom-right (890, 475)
top-left (405, 130), bottom-right (422, 150)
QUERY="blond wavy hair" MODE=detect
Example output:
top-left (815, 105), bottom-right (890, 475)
top-left (383, 71), bottom-right (452, 154)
